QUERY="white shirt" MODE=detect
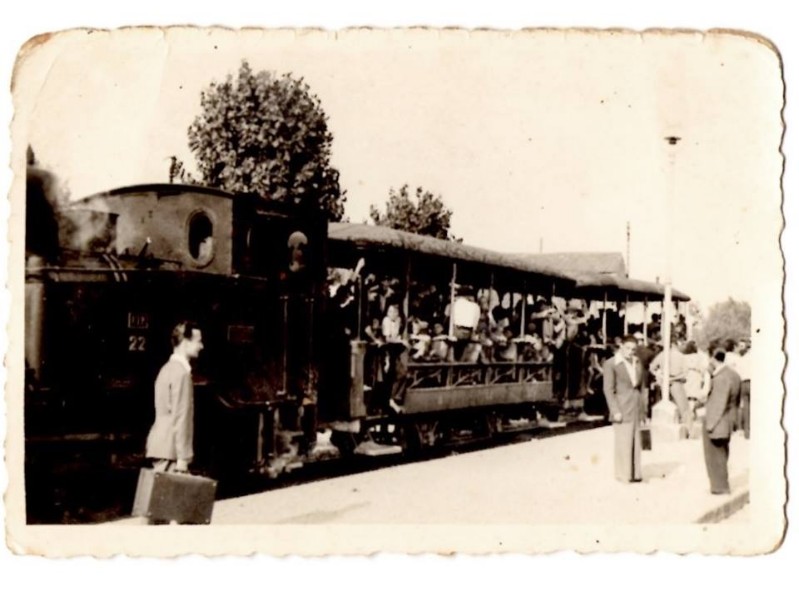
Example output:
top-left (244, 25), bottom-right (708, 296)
top-left (735, 354), bottom-right (751, 381)
top-left (725, 351), bottom-right (742, 372)
top-left (170, 352), bottom-right (192, 374)
top-left (614, 352), bottom-right (639, 387)
top-left (382, 316), bottom-right (402, 340)
top-left (453, 297), bottom-right (480, 329)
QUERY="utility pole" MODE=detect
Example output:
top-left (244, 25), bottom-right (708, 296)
top-left (626, 221), bottom-right (631, 278)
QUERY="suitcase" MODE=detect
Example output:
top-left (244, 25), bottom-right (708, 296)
top-left (640, 425), bottom-right (653, 451)
top-left (132, 468), bottom-right (217, 524)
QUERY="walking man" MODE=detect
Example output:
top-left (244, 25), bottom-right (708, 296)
top-left (702, 347), bottom-right (741, 495)
top-left (603, 335), bottom-right (645, 483)
top-left (146, 321), bottom-right (204, 474)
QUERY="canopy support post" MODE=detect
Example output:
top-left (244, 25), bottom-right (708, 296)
top-left (520, 280), bottom-right (527, 338)
top-left (402, 256), bottom-right (411, 340)
top-left (662, 283), bottom-right (673, 405)
top-left (448, 262), bottom-right (458, 338)
top-left (623, 294), bottom-right (629, 335)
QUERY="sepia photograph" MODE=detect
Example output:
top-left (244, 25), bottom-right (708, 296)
top-left (5, 25), bottom-right (787, 557)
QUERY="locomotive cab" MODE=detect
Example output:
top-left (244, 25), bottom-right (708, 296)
top-left (25, 183), bottom-right (334, 500)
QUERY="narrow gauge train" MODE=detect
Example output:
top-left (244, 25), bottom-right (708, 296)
top-left (326, 223), bottom-right (576, 453)
top-left (325, 225), bottom-right (690, 449)
top-left (24, 181), bottom-right (689, 507)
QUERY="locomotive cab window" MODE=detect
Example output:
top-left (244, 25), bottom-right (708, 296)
top-left (287, 231), bottom-right (308, 273)
top-left (187, 210), bottom-right (214, 266)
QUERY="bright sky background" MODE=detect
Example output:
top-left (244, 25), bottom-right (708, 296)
top-left (18, 28), bottom-right (783, 312)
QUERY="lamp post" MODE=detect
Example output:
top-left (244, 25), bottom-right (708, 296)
top-left (650, 134), bottom-right (684, 440)
top-left (662, 135), bottom-right (680, 409)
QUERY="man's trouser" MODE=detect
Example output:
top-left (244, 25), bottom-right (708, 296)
top-left (670, 380), bottom-right (692, 428)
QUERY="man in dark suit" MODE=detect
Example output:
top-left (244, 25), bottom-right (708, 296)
top-left (603, 335), bottom-right (646, 482)
top-left (702, 348), bottom-right (742, 494)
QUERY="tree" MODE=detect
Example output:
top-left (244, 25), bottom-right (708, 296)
top-left (369, 185), bottom-right (455, 240)
top-left (174, 60), bottom-right (346, 221)
top-left (694, 298), bottom-right (751, 349)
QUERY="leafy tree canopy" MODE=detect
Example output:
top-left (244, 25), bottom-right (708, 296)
top-left (694, 298), bottom-right (751, 349)
top-left (369, 185), bottom-right (455, 240)
top-left (172, 60), bottom-right (345, 221)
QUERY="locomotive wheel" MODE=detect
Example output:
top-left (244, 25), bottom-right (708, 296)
top-left (486, 412), bottom-right (502, 437)
top-left (330, 429), bottom-right (358, 456)
top-left (401, 423), bottom-right (422, 457)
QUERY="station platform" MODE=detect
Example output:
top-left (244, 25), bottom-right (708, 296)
top-left (185, 425), bottom-right (750, 526)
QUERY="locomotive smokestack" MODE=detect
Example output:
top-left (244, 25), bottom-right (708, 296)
top-left (26, 148), bottom-right (61, 260)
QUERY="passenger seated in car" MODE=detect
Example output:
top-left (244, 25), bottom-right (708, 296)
top-left (381, 304), bottom-right (403, 344)
top-left (430, 322), bottom-right (453, 362)
top-left (410, 322), bottom-right (432, 360)
top-left (518, 334), bottom-right (540, 362)
top-left (495, 327), bottom-right (518, 362)
top-left (460, 335), bottom-right (483, 363)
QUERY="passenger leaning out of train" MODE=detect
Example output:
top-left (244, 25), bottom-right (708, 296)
top-left (145, 321), bottom-right (204, 475)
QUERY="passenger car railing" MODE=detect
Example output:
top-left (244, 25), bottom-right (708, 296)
top-left (405, 361), bottom-right (553, 390)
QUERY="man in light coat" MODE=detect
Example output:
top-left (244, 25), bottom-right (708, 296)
top-left (603, 335), bottom-right (646, 482)
top-left (702, 348), bottom-right (742, 494)
top-left (146, 321), bottom-right (204, 473)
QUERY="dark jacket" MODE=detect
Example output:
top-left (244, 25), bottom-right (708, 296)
top-left (705, 365), bottom-right (741, 439)
top-left (603, 355), bottom-right (644, 422)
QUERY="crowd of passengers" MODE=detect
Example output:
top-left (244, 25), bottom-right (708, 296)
top-left (329, 263), bottom-right (647, 362)
top-left (327, 261), bottom-right (690, 414)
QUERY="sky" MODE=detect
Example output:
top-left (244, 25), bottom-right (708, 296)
top-left (16, 28), bottom-right (783, 312)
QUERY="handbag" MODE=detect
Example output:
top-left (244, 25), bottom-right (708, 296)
top-left (640, 423), bottom-right (653, 451)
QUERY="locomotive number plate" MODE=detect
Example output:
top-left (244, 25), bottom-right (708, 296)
top-left (128, 335), bottom-right (147, 352)
top-left (127, 312), bottom-right (150, 329)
